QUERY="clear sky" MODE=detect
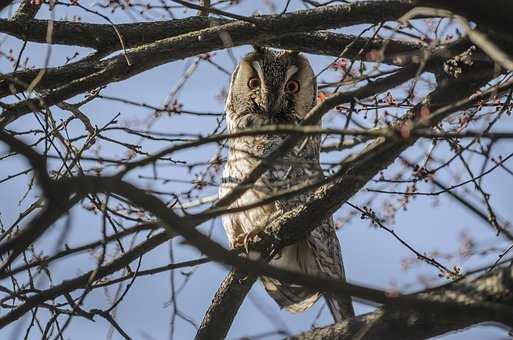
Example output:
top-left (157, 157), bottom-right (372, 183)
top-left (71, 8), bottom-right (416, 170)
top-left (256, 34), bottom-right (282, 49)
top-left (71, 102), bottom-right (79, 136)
top-left (0, 1), bottom-right (512, 339)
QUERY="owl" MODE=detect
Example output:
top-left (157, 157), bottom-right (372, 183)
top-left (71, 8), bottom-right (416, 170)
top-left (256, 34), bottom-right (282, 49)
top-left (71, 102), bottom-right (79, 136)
top-left (219, 47), bottom-right (354, 321)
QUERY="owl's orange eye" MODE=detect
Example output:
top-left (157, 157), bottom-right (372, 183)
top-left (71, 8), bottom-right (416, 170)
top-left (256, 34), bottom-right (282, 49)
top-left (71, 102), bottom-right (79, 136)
top-left (248, 77), bottom-right (260, 89)
top-left (285, 80), bottom-right (300, 93)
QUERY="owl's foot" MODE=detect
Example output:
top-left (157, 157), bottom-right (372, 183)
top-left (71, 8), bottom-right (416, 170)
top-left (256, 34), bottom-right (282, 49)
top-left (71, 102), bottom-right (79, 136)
top-left (233, 230), bottom-right (261, 254)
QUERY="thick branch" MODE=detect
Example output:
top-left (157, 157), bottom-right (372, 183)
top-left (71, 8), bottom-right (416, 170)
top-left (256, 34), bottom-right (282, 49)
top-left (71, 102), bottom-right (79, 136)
top-left (0, 16), bottom-right (224, 50)
top-left (195, 271), bottom-right (257, 340)
top-left (0, 2), bottom-right (416, 49)
top-left (0, 32), bottom-right (423, 100)
top-left (290, 264), bottom-right (513, 339)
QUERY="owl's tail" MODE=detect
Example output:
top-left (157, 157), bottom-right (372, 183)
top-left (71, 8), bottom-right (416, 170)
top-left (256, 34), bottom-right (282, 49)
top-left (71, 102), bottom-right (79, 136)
top-left (260, 241), bottom-right (355, 321)
top-left (260, 242), bottom-right (321, 312)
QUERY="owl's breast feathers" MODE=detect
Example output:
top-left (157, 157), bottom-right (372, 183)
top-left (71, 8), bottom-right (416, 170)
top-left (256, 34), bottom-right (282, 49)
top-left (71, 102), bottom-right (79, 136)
top-left (219, 134), bottom-right (320, 239)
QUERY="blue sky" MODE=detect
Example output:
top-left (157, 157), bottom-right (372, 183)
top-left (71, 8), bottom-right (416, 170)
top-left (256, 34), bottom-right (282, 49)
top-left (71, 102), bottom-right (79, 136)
top-left (0, 1), bottom-right (512, 339)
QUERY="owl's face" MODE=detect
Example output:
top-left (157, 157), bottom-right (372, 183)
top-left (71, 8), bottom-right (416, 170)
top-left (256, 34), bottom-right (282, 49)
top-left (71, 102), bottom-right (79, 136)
top-left (225, 48), bottom-right (317, 130)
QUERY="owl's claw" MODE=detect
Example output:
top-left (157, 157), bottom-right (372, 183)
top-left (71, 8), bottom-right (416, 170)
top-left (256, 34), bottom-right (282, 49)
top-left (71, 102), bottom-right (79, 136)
top-left (233, 230), bottom-right (260, 254)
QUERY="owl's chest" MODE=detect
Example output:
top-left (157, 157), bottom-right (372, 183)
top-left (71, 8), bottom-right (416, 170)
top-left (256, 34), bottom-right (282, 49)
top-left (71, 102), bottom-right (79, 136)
top-left (220, 135), bottom-right (321, 236)
top-left (222, 135), bottom-right (321, 199)
top-left (228, 135), bottom-right (313, 177)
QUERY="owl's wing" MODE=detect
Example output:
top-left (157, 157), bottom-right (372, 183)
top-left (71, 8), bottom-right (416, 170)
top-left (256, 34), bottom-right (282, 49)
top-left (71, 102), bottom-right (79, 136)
top-left (307, 218), bottom-right (355, 321)
top-left (278, 135), bottom-right (355, 321)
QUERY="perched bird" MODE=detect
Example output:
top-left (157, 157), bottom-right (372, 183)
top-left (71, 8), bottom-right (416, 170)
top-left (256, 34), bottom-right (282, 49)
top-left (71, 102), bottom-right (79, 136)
top-left (219, 47), bottom-right (354, 321)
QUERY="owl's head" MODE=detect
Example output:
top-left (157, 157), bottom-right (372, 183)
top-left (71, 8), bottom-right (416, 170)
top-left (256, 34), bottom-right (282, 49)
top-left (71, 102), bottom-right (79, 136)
top-left (225, 47), bottom-right (317, 130)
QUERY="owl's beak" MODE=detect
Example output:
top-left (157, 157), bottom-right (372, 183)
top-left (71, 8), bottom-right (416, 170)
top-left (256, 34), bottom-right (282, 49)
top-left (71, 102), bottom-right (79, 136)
top-left (262, 93), bottom-right (281, 116)
top-left (261, 94), bottom-right (273, 115)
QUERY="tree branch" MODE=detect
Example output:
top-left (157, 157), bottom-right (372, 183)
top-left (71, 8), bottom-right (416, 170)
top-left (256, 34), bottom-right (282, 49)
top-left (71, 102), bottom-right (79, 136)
top-left (289, 263), bottom-right (513, 339)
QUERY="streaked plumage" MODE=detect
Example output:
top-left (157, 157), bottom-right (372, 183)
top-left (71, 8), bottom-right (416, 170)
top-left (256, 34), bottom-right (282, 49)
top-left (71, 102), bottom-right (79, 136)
top-left (219, 48), bottom-right (353, 320)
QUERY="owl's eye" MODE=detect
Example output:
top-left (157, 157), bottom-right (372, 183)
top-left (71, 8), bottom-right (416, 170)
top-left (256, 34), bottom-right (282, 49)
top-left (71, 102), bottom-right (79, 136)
top-left (248, 77), bottom-right (260, 89)
top-left (285, 80), bottom-right (300, 93)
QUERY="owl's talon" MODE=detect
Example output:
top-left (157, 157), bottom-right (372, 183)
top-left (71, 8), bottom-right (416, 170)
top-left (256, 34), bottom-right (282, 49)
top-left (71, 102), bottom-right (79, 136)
top-left (242, 233), bottom-right (251, 253)
top-left (234, 231), bottom-right (260, 254)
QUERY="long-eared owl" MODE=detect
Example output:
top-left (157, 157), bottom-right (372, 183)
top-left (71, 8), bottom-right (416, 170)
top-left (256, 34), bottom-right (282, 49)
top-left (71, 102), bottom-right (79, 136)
top-left (219, 47), bottom-right (353, 321)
